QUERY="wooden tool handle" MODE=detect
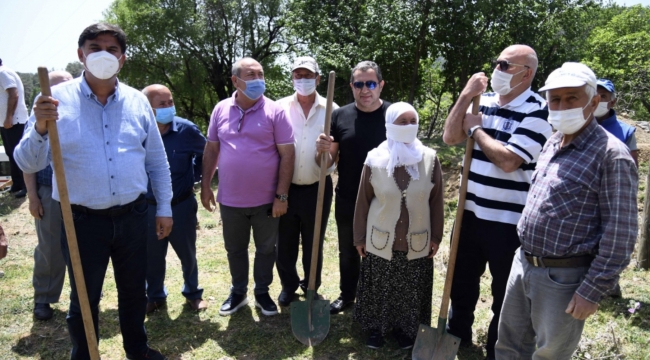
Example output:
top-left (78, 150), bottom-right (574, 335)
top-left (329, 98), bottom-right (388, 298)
top-left (37, 68), bottom-right (100, 360)
top-left (438, 95), bottom-right (480, 319)
top-left (307, 71), bottom-right (336, 291)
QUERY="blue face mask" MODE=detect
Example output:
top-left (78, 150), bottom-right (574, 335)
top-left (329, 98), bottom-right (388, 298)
top-left (238, 78), bottom-right (266, 100)
top-left (155, 106), bottom-right (176, 124)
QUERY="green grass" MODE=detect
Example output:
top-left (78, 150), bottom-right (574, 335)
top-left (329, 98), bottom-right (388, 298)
top-left (1, 156), bottom-right (649, 359)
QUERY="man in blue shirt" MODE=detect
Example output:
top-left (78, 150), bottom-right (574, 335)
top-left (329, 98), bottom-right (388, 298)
top-left (594, 79), bottom-right (638, 166)
top-left (142, 84), bottom-right (207, 313)
top-left (15, 23), bottom-right (172, 360)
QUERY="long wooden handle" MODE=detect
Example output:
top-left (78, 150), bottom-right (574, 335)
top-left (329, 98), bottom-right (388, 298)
top-left (37, 68), bottom-right (100, 360)
top-left (307, 71), bottom-right (336, 291)
top-left (438, 95), bottom-right (480, 319)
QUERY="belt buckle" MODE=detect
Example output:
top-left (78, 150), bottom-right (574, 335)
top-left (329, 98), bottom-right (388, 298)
top-left (533, 256), bottom-right (539, 267)
top-left (532, 255), bottom-right (545, 268)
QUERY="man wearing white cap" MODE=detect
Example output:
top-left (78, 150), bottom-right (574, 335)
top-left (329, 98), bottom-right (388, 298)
top-left (275, 57), bottom-right (338, 307)
top-left (496, 62), bottom-right (638, 359)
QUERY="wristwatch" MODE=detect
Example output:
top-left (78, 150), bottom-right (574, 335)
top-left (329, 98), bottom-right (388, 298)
top-left (467, 125), bottom-right (482, 138)
top-left (275, 193), bottom-right (289, 202)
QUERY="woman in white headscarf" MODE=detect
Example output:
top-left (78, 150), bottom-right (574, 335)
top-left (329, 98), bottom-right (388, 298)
top-left (353, 102), bottom-right (444, 350)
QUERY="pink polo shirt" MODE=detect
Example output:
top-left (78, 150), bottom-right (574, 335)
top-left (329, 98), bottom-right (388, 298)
top-left (207, 93), bottom-right (294, 207)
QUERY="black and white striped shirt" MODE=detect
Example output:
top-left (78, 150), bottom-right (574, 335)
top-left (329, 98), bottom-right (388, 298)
top-left (464, 88), bottom-right (552, 225)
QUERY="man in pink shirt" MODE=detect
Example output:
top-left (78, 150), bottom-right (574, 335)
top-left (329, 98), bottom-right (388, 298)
top-left (201, 57), bottom-right (295, 317)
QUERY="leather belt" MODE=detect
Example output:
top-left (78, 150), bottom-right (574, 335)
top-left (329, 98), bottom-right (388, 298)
top-left (146, 190), bottom-right (193, 207)
top-left (525, 252), bottom-right (594, 268)
top-left (71, 194), bottom-right (146, 217)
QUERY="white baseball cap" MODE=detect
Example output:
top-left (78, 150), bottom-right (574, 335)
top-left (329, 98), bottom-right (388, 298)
top-left (291, 56), bottom-right (319, 74)
top-left (539, 62), bottom-right (597, 92)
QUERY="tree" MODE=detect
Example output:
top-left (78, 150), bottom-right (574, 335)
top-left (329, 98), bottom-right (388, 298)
top-left (105, 0), bottom-right (293, 128)
top-left (65, 62), bottom-right (84, 78)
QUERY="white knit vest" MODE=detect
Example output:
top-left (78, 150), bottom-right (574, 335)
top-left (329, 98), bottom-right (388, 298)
top-left (365, 148), bottom-right (436, 261)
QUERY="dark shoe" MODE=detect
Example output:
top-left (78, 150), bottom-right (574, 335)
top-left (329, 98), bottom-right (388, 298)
top-left (393, 329), bottom-right (415, 350)
top-left (329, 297), bottom-right (354, 314)
top-left (219, 292), bottom-right (248, 316)
top-left (145, 300), bottom-right (166, 314)
top-left (14, 189), bottom-right (27, 198)
top-left (367, 331), bottom-right (384, 349)
top-left (254, 293), bottom-right (279, 316)
top-left (125, 347), bottom-right (167, 360)
top-left (34, 303), bottom-right (53, 321)
top-left (187, 298), bottom-right (208, 311)
top-left (278, 291), bottom-right (297, 307)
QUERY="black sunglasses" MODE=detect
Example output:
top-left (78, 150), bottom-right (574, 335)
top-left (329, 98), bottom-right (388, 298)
top-left (493, 60), bottom-right (530, 72)
top-left (352, 81), bottom-right (378, 90)
top-left (237, 108), bottom-right (245, 132)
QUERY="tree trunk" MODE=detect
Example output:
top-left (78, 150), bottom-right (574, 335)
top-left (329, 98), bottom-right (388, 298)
top-left (639, 165), bottom-right (650, 269)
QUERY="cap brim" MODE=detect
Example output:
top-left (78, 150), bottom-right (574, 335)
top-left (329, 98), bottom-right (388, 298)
top-left (539, 79), bottom-right (587, 92)
top-left (292, 65), bottom-right (317, 72)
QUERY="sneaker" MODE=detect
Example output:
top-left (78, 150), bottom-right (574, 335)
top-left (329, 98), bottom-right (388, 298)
top-left (254, 293), bottom-right (279, 316)
top-left (393, 329), bottom-right (415, 350)
top-left (219, 292), bottom-right (249, 316)
top-left (367, 331), bottom-right (384, 349)
top-left (125, 347), bottom-right (167, 360)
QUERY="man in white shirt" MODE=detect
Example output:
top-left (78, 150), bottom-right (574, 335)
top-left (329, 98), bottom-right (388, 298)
top-left (275, 57), bottom-right (339, 307)
top-left (0, 58), bottom-right (30, 198)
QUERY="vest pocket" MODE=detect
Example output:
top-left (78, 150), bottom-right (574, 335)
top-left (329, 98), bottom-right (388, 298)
top-left (409, 230), bottom-right (429, 253)
top-left (370, 226), bottom-right (390, 250)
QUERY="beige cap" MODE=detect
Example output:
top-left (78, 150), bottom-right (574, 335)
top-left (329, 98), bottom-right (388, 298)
top-left (539, 62), bottom-right (597, 92)
top-left (291, 56), bottom-right (319, 74)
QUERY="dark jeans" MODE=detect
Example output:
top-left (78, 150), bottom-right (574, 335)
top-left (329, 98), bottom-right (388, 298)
top-left (276, 176), bottom-right (332, 293)
top-left (61, 199), bottom-right (149, 360)
top-left (146, 196), bottom-right (203, 303)
top-left (335, 194), bottom-right (360, 301)
top-left (219, 203), bottom-right (278, 295)
top-left (447, 210), bottom-right (520, 358)
top-left (0, 123), bottom-right (26, 191)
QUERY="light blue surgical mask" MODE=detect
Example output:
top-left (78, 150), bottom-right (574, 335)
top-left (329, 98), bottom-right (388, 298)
top-left (155, 106), bottom-right (176, 124)
top-left (238, 78), bottom-right (266, 100)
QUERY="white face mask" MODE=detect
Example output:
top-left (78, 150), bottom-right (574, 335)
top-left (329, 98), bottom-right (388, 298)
top-left (386, 123), bottom-right (418, 143)
top-left (83, 51), bottom-right (122, 80)
top-left (548, 102), bottom-right (592, 135)
top-left (593, 101), bottom-right (609, 117)
top-left (490, 68), bottom-right (525, 95)
top-left (293, 78), bottom-right (316, 96)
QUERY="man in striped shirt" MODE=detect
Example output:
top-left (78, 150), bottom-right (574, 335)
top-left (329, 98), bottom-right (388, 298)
top-left (496, 62), bottom-right (637, 359)
top-left (442, 44), bottom-right (552, 359)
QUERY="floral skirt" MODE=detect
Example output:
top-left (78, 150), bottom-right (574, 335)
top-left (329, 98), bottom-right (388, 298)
top-left (353, 251), bottom-right (433, 339)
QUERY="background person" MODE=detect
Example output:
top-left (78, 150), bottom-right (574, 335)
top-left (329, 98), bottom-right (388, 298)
top-left (142, 84), bottom-right (207, 313)
top-left (315, 60), bottom-right (391, 315)
top-left (353, 102), bottom-right (444, 350)
top-left (24, 70), bottom-right (73, 321)
top-left (442, 45), bottom-right (552, 359)
top-left (275, 57), bottom-right (338, 307)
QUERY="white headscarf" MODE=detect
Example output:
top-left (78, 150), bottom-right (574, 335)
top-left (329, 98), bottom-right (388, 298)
top-left (364, 102), bottom-right (425, 179)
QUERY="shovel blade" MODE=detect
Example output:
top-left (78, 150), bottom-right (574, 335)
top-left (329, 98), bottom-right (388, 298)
top-left (290, 297), bottom-right (330, 346)
top-left (412, 324), bottom-right (460, 360)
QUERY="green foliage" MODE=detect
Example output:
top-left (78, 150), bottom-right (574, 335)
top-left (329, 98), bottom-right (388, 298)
top-left (584, 5), bottom-right (650, 120)
top-left (65, 62), bottom-right (84, 78)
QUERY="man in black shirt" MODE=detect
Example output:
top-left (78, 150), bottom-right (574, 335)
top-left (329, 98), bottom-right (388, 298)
top-left (316, 61), bottom-right (390, 314)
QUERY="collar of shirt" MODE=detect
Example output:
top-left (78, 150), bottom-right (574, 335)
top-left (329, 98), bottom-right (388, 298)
top-left (229, 91), bottom-right (266, 113)
top-left (79, 72), bottom-right (121, 103)
top-left (290, 91), bottom-right (326, 121)
top-left (492, 87), bottom-right (534, 109)
top-left (599, 109), bottom-right (618, 128)
top-left (550, 118), bottom-right (599, 151)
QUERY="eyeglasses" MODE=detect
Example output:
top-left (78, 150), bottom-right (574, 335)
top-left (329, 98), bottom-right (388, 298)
top-left (237, 108), bottom-right (245, 132)
top-left (493, 60), bottom-right (530, 72)
top-left (352, 81), bottom-right (378, 90)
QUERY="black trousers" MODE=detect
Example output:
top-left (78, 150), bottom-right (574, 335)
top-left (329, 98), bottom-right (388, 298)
top-left (334, 194), bottom-right (359, 301)
top-left (446, 210), bottom-right (520, 358)
top-left (276, 176), bottom-right (332, 293)
top-left (0, 123), bottom-right (26, 191)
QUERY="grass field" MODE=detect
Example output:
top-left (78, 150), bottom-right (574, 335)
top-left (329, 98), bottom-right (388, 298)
top-left (0, 138), bottom-right (649, 360)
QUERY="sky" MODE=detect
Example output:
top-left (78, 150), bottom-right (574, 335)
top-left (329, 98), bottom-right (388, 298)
top-left (1, 0), bottom-right (649, 74)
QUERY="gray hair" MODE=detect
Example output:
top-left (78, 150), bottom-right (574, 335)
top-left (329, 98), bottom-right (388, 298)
top-left (232, 57), bottom-right (257, 77)
top-left (350, 61), bottom-right (383, 83)
top-left (545, 84), bottom-right (596, 102)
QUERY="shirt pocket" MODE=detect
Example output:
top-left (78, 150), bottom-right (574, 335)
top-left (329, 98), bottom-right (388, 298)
top-left (370, 226), bottom-right (390, 251)
top-left (541, 180), bottom-right (583, 219)
top-left (409, 230), bottom-right (429, 253)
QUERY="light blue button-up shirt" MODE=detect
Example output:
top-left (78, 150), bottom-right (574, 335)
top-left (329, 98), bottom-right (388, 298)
top-left (15, 76), bottom-right (172, 217)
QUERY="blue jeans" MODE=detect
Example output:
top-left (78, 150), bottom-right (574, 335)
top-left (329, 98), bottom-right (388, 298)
top-left (219, 203), bottom-right (278, 295)
top-left (61, 199), bottom-right (149, 360)
top-left (146, 196), bottom-right (203, 302)
top-left (495, 248), bottom-right (588, 360)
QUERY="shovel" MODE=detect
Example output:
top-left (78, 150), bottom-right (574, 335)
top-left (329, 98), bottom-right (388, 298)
top-left (290, 70), bottom-right (336, 346)
top-left (38, 68), bottom-right (100, 360)
top-left (412, 95), bottom-right (481, 360)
